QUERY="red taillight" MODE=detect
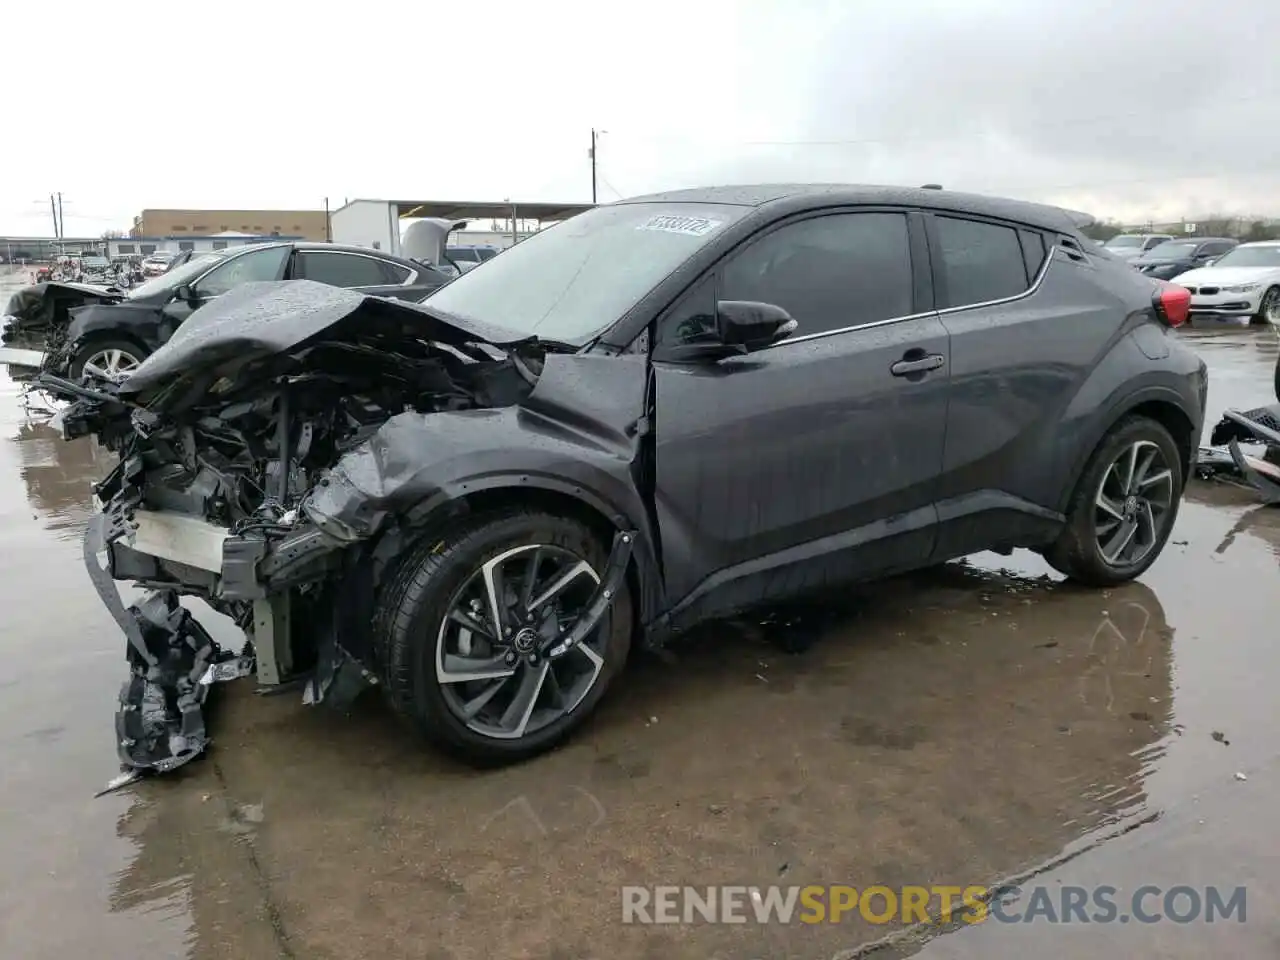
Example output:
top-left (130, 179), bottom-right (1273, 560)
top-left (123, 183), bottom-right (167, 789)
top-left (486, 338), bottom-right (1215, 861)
top-left (1153, 282), bottom-right (1191, 328)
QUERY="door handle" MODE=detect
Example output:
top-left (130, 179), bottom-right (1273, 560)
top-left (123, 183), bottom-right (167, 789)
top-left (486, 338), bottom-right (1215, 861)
top-left (890, 354), bottom-right (946, 376)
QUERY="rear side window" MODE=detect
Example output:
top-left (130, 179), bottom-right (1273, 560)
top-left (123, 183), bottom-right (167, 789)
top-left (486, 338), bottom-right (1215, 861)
top-left (378, 260), bottom-right (413, 283)
top-left (935, 216), bottom-right (1029, 308)
top-left (297, 252), bottom-right (393, 288)
top-left (1018, 228), bottom-right (1047, 282)
top-left (718, 212), bottom-right (914, 337)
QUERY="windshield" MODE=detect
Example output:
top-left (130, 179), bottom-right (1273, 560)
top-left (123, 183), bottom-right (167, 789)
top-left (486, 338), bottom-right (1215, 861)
top-left (1104, 235), bottom-right (1143, 249)
top-left (127, 252), bottom-right (224, 298)
top-left (1209, 245), bottom-right (1280, 268)
top-left (423, 202), bottom-right (749, 342)
top-left (1142, 241), bottom-right (1200, 259)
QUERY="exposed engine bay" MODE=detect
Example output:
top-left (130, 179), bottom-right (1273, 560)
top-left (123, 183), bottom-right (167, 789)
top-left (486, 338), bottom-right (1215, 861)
top-left (33, 280), bottom-right (640, 787)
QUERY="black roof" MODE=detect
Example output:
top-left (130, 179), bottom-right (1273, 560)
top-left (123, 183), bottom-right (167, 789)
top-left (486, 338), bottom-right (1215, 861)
top-left (618, 184), bottom-right (1092, 233)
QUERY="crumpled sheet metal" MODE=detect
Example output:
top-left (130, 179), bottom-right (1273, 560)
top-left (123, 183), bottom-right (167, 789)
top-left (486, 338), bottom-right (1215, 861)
top-left (84, 513), bottom-right (251, 789)
top-left (1197, 403), bottom-right (1280, 504)
top-left (118, 279), bottom-right (528, 397)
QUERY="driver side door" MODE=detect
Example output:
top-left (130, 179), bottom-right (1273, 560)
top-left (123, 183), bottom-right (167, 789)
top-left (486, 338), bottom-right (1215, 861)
top-left (651, 210), bottom-right (951, 627)
top-left (163, 244), bottom-right (292, 325)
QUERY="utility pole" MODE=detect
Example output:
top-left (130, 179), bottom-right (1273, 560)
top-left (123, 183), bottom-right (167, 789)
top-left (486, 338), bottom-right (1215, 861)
top-left (57, 192), bottom-right (64, 239)
top-left (49, 194), bottom-right (59, 239)
top-left (324, 197), bottom-right (331, 241)
top-left (590, 128), bottom-right (597, 205)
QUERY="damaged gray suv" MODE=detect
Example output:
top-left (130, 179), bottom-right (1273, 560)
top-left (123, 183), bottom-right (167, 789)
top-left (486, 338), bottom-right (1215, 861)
top-left (39, 185), bottom-right (1208, 775)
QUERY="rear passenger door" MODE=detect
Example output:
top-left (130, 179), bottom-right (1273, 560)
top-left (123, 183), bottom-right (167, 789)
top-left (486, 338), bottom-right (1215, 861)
top-left (652, 209), bottom-right (951, 616)
top-left (927, 212), bottom-right (1115, 558)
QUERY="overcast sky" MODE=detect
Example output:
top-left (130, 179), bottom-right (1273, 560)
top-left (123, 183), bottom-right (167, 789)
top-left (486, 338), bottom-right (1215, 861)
top-left (4, 0), bottom-right (1279, 237)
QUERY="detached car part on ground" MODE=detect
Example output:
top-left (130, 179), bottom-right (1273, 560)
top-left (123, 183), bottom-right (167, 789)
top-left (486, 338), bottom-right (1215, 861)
top-left (2, 240), bottom-right (452, 382)
top-left (1196, 405), bottom-right (1280, 503)
top-left (35, 185), bottom-right (1208, 778)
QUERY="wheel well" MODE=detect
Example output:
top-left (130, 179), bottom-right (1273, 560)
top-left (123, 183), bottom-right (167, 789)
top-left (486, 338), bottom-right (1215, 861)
top-left (453, 486), bottom-right (649, 641)
top-left (72, 330), bottom-right (150, 357)
top-left (1127, 400), bottom-right (1196, 478)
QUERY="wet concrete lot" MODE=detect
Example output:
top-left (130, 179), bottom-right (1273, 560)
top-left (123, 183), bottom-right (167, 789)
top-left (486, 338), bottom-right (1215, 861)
top-left (1, 265), bottom-right (1277, 959)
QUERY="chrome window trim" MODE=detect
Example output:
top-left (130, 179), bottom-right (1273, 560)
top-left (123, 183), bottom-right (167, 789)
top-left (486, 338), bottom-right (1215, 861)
top-left (767, 242), bottom-right (1061, 349)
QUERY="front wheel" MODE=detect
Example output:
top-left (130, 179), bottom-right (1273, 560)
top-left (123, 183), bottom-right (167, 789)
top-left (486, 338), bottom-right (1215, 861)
top-left (1045, 416), bottom-right (1183, 586)
top-left (1255, 286), bottom-right (1280, 326)
top-left (375, 509), bottom-right (633, 765)
top-left (69, 339), bottom-right (148, 381)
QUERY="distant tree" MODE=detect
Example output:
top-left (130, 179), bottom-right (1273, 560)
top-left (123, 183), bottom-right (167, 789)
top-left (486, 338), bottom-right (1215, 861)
top-left (1080, 219), bottom-right (1125, 242)
top-left (1244, 219), bottom-right (1280, 242)
top-left (1194, 215), bottom-right (1236, 238)
top-left (101, 229), bottom-right (124, 239)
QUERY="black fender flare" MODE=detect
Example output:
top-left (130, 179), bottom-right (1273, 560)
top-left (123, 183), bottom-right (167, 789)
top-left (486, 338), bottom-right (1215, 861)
top-left (1059, 383), bottom-right (1200, 514)
top-left (375, 471), bottom-right (666, 632)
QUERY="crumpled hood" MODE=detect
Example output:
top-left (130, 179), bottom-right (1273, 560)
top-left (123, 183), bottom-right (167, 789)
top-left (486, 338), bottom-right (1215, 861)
top-left (1174, 266), bottom-right (1280, 287)
top-left (118, 279), bottom-right (530, 398)
top-left (2, 281), bottom-right (125, 334)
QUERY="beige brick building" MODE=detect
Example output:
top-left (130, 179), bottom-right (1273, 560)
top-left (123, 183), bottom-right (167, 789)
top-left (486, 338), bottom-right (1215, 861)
top-left (130, 209), bottom-right (330, 240)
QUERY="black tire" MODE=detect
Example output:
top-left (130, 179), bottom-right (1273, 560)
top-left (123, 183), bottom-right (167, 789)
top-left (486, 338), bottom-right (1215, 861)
top-left (1274, 352), bottom-right (1280, 405)
top-left (1044, 416), bottom-right (1184, 587)
top-left (1253, 286), bottom-right (1280, 327)
top-left (374, 509), bottom-right (633, 765)
top-left (68, 338), bottom-right (148, 380)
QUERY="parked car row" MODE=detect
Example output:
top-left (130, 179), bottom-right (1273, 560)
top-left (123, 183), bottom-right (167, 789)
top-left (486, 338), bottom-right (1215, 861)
top-left (3, 241), bottom-right (454, 379)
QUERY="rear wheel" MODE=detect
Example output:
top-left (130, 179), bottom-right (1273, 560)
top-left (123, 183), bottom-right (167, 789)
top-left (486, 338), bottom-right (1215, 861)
top-left (1045, 417), bottom-right (1183, 586)
top-left (375, 509), bottom-right (633, 765)
top-left (69, 339), bottom-right (147, 381)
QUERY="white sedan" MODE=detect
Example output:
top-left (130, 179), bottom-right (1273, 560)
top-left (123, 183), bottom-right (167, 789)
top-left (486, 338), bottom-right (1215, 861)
top-left (1173, 241), bottom-right (1280, 325)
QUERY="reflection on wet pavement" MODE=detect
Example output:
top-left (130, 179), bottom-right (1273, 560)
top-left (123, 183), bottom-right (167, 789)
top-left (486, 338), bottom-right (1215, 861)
top-left (0, 308), bottom-right (1277, 959)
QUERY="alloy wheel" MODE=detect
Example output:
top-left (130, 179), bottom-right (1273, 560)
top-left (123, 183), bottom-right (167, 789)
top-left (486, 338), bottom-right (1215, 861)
top-left (435, 543), bottom-right (607, 740)
top-left (1263, 288), bottom-right (1280, 325)
top-left (1093, 440), bottom-right (1175, 567)
top-left (82, 348), bottom-right (141, 380)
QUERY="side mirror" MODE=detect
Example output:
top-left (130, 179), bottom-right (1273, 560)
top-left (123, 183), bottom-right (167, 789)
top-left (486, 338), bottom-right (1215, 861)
top-left (661, 300), bottom-right (798, 363)
top-left (1203, 258), bottom-right (1218, 267)
top-left (716, 300), bottom-right (798, 350)
top-left (174, 284), bottom-right (197, 302)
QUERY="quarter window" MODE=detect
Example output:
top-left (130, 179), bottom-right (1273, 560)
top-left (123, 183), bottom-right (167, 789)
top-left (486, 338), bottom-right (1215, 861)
top-left (935, 216), bottom-right (1029, 308)
top-left (717, 212), bottom-right (914, 338)
top-left (297, 252), bottom-right (395, 288)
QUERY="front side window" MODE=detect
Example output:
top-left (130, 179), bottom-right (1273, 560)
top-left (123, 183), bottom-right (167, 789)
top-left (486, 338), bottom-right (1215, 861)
top-left (297, 251), bottom-right (393, 288)
top-left (716, 212), bottom-right (914, 338)
top-left (192, 244), bottom-right (290, 298)
top-left (935, 216), bottom-right (1029, 308)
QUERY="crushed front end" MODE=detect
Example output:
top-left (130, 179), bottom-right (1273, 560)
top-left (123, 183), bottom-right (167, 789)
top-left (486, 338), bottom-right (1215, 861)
top-left (40, 281), bottom-right (545, 780)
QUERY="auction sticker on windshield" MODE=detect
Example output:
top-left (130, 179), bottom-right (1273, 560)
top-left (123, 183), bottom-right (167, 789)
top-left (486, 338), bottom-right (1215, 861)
top-left (636, 214), bottom-right (724, 237)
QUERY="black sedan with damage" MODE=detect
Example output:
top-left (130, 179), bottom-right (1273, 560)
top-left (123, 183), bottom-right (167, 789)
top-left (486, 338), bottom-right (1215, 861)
top-left (35, 184), bottom-right (1207, 780)
top-left (3, 241), bottom-right (451, 380)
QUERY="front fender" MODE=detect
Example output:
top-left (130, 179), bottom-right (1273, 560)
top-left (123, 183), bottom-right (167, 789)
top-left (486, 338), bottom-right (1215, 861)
top-left (302, 352), bottom-right (664, 622)
top-left (67, 302), bottom-right (169, 346)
